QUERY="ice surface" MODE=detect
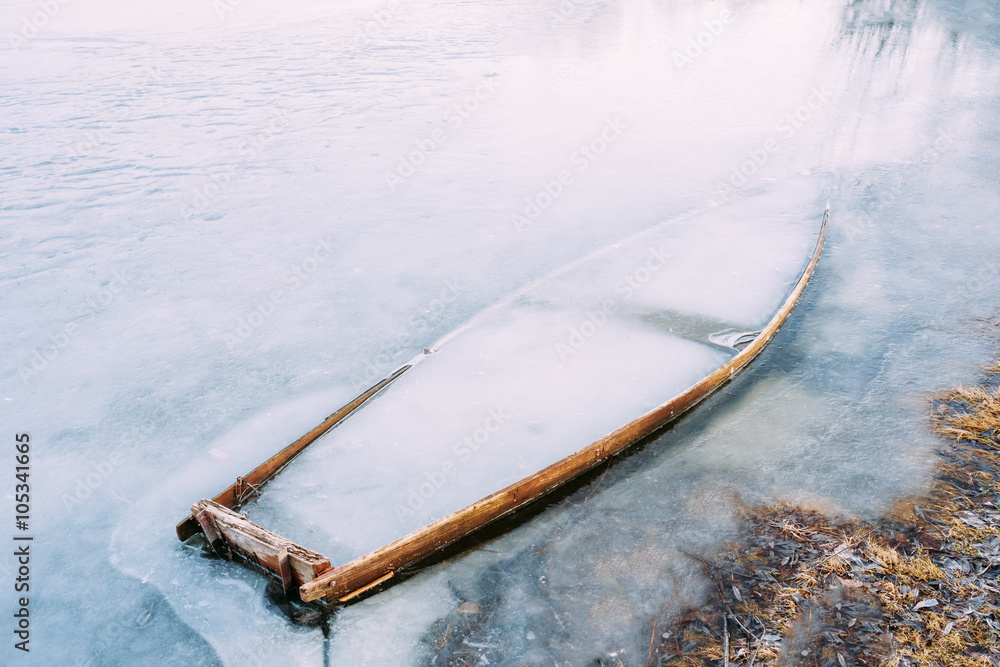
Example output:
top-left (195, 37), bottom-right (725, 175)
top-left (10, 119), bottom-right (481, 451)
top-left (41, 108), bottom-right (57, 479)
top-left (3, 0), bottom-right (1000, 664)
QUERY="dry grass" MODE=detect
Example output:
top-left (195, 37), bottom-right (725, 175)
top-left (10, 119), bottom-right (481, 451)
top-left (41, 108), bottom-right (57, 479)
top-left (654, 355), bottom-right (1000, 667)
top-left (935, 385), bottom-right (1000, 446)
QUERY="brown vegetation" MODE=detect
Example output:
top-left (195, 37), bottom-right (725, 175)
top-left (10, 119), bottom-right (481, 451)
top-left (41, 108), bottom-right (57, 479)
top-left (653, 362), bottom-right (1000, 666)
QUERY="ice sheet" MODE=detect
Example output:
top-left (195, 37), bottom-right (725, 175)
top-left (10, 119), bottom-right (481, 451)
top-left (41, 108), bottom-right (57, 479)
top-left (4, 0), bottom-right (1000, 664)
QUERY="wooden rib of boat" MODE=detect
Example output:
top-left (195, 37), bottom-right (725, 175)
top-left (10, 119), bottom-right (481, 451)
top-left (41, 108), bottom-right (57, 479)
top-left (176, 209), bottom-right (828, 604)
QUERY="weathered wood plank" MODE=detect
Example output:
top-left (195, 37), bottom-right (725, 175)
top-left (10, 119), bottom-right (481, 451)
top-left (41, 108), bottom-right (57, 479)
top-left (176, 364), bottom-right (413, 541)
top-left (194, 508), bottom-right (230, 559)
top-left (298, 210), bottom-right (829, 602)
top-left (338, 572), bottom-right (394, 602)
top-left (191, 499), bottom-right (331, 586)
top-left (277, 549), bottom-right (293, 594)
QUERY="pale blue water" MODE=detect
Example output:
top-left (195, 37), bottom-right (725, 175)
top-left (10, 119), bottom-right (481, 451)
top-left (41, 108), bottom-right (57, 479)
top-left (2, 0), bottom-right (999, 664)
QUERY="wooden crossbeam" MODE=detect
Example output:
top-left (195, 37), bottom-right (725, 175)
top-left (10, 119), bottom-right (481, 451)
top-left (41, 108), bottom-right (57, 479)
top-left (191, 499), bottom-right (331, 586)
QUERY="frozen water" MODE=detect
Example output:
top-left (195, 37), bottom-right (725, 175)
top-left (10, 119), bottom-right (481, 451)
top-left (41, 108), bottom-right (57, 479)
top-left (2, 0), bottom-right (1000, 664)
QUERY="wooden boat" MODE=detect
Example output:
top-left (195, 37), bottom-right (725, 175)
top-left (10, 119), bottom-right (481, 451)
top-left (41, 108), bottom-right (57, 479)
top-left (176, 205), bottom-right (828, 604)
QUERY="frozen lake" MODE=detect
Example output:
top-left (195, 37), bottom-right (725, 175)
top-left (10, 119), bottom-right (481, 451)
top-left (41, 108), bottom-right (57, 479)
top-left (2, 0), bottom-right (1000, 664)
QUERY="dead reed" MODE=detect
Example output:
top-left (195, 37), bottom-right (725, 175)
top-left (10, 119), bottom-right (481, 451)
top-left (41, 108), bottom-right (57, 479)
top-left (654, 361), bottom-right (1000, 666)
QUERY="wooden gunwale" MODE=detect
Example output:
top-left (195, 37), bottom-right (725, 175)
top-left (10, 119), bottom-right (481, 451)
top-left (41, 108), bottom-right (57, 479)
top-left (180, 209), bottom-right (828, 604)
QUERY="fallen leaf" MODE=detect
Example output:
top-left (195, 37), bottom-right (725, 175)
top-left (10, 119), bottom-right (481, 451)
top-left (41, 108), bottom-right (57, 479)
top-left (457, 602), bottom-right (481, 615)
top-left (913, 599), bottom-right (939, 611)
top-left (959, 512), bottom-right (987, 529)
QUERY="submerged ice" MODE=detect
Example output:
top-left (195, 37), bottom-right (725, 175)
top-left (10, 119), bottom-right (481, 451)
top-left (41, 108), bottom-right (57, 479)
top-left (246, 194), bottom-right (822, 565)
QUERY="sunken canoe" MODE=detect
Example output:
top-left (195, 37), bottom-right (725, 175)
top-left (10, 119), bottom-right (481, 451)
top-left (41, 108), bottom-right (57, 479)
top-left (177, 204), bottom-right (828, 603)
